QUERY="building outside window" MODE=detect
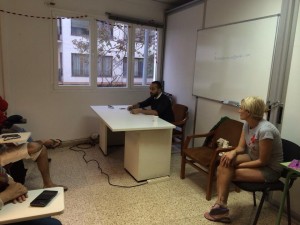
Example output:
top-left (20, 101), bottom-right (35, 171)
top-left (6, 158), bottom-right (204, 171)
top-left (56, 16), bottom-right (160, 88)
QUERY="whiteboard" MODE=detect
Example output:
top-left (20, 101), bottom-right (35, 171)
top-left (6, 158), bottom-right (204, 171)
top-left (193, 16), bottom-right (279, 102)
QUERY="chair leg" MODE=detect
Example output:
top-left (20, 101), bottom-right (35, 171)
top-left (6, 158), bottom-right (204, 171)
top-left (180, 155), bottom-right (186, 179)
top-left (180, 139), bottom-right (184, 155)
top-left (252, 192), bottom-right (257, 207)
top-left (252, 191), bottom-right (266, 225)
top-left (206, 170), bottom-right (214, 201)
top-left (206, 183), bottom-right (212, 201)
top-left (287, 190), bottom-right (291, 225)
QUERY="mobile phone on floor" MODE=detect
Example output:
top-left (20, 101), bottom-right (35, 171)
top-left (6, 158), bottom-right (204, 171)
top-left (30, 190), bottom-right (58, 207)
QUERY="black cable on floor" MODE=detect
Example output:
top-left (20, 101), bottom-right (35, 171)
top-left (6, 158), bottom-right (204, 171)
top-left (69, 143), bottom-right (148, 188)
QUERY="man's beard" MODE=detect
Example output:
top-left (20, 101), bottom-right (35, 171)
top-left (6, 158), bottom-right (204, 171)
top-left (150, 92), bottom-right (158, 97)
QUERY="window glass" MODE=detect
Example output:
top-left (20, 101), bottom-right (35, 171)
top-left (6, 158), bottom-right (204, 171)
top-left (96, 22), bottom-right (128, 87)
top-left (72, 53), bottom-right (89, 77)
top-left (55, 16), bottom-right (160, 88)
top-left (57, 18), bottom-right (90, 86)
top-left (71, 19), bottom-right (89, 36)
top-left (98, 56), bottom-right (113, 77)
top-left (133, 27), bottom-right (158, 86)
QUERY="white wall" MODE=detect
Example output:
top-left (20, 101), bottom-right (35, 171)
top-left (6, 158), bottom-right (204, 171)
top-left (273, 1), bottom-right (300, 219)
top-left (0, 0), bottom-right (167, 140)
top-left (163, 3), bottom-right (204, 137)
top-left (164, 0), bottom-right (300, 220)
top-left (164, 0), bottom-right (282, 140)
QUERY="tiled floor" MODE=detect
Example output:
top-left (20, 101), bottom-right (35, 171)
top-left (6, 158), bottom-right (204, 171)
top-left (24, 144), bottom-right (298, 225)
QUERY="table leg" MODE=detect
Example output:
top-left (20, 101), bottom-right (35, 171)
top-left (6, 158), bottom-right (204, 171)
top-left (124, 129), bottom-right (172, 181)
top-left (98, 119), bottom-right (108, 155)
top-left (275, 171), bottom-right (294, 225)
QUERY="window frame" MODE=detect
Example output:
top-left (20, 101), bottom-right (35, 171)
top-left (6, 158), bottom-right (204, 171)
top-left (52, 10), bottom-right (163, 91)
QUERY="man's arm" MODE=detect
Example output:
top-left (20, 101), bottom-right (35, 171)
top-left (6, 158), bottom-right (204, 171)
top-left (128, 97), bottom-right (153, 111)
top-left (130, 108), bottom-right (158, 116)
top-left (127, 103), bottom-right (139, 111)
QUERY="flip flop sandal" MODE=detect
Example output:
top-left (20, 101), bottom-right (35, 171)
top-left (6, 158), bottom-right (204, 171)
top-left (204, 212), bottom-right (231, 223)
top-left (47, 139), bottom-right (62, 149)
top-left (210, 203), bottom-right (229, 215)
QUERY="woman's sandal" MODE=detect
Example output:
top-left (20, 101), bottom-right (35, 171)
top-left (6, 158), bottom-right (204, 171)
top-left (204, 212), bottom-right (231, 223)
top-left (209, 203), bottom-right (229, 215)
top-left (204, 203), bottom-right (231, 223)
top-left (45, 139), bottom-right (62, 149)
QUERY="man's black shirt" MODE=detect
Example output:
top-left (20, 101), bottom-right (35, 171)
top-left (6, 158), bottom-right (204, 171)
top-left (138, 93), bottom-right (174, 123)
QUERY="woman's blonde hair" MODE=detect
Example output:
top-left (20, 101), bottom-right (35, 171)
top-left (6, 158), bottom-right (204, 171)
top-left (240, 96), bottom-right (268, 120)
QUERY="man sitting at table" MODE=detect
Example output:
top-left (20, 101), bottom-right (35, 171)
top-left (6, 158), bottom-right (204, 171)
top-left (127, 81), bottom-right (175, 123)
top-left (0, 166), bottom-right (62, 225)
top-left (0, 140), bottom-right (67, 191)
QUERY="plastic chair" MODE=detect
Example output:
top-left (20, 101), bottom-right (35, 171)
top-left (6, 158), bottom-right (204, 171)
top-left (233, 139), bottom-right (300, 225)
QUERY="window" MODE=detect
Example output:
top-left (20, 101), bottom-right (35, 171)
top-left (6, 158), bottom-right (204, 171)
top-left (122, 57), bottom-right (143, 78)
top-left (57, 18), bottom-right (90, 86)
top-left (98, 56), bottom-right (112, 77)
top-left (96, 22), bottom-right (128, 87)
top-left (134, 58), bottom-right (143, 77)
top-left (97, 22), bottom-right (114, 40)
top-left (72, 53), bottom-right (89, 77)
top-left (71, 19), bottom-right (89, 36)
top-left (133, 28), bottom-right (158, 86)
top-left (55, 15), bottom-right (160, 88)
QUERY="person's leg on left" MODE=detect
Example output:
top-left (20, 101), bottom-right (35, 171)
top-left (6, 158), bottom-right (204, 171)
top-left (27, 142), bottom-right (68, 191)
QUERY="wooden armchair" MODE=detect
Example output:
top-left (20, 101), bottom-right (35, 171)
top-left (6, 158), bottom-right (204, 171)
top-left (172, 104), bottom-right (188, 152)
top-left (180, 118), bottom-right (243, 200)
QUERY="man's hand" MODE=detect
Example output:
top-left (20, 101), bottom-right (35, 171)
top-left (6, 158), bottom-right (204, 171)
top-left (0, 182), bottom-right (28, 204)
top-left (130, 108), bottom-right (142, 114)
top-left (127, 104), bottom-right (139, 111)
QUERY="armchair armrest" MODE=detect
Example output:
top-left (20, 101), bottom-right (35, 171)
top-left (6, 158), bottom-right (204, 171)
top-left (209, 146), bottom-right (237, 168)
top-left (172, 117), bottom-right (188, 127)
top-left (216, 146), bottom-right (236, 153)
top-left (183, 131), bottom-right (215, 149)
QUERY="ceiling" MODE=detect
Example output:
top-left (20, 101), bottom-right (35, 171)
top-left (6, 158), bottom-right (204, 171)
top-left (150, 0), bottom-right (195, 8)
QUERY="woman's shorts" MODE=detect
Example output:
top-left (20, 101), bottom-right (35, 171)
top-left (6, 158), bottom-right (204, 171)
top-left (259, 166), bottom-right (281, 182)
top-left (0, 143), bottom-right (42, 166)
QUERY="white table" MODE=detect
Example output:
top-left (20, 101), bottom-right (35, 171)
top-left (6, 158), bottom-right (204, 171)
top-left (0, 187), bottom-right (64, 224)
top-left (91, 105), bottom-right (175, 181)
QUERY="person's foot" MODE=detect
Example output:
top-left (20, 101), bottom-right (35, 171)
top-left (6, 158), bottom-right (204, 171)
top-left (204, 203), bottom-right (231, 223)
top-left (44, 139), bottom-right (62, 149)
top-left (209, 203), bottom-right (229, 215)
top-left (44, 184), bottom-right (68, 192)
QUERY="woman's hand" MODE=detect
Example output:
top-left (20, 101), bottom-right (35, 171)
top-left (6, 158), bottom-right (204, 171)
top-left (220, 150), bottom-right (236, 167)
top-left (0, 182), bottom-right (28, 204)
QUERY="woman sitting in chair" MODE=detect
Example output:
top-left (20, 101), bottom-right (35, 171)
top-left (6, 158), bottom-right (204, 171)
top-left (204, 96), bottom-right (283, 223)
